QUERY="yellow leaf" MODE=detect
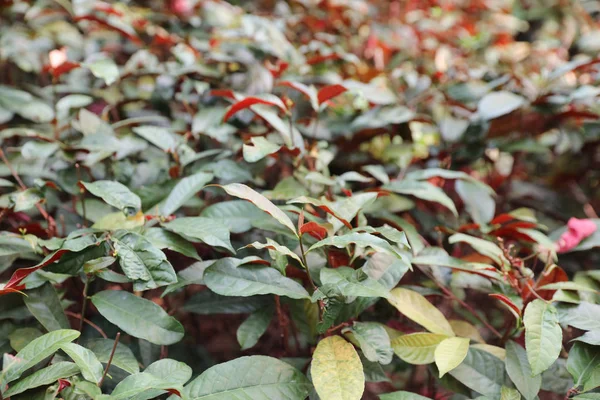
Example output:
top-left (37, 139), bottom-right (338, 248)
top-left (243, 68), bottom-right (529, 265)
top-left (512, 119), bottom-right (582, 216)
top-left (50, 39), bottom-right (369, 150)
top-left (434, 337), bottom-right (470, 377)
top-left (312, 335), bottom-right (364, 400)
top-left (471, 343), bottom-right (506, 360)
top-left (449, 320), bottom-right (484, 343)
top-left (387, 288), bottom-right (454, 336)
top-left (391, 332), bottom-right (448, 365)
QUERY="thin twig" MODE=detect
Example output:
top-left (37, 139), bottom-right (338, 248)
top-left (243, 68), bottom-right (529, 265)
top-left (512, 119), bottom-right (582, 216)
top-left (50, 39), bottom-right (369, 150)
top-left (0, 148), bottom-right (57, 236)
top-left (417, 266), bottom-right (503, 338)
top-left (65, 311), bottom-right (107, 338)
top-left (77, 278), bottom-right (90, 340)
top-left (275, 296), bottom-right (291, 355)
top-left (99, 332), bottom-right (121, 387)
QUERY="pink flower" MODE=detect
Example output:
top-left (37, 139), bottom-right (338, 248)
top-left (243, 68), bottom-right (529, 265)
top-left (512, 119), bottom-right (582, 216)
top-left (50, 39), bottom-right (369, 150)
top-left (172, 0), bottom-right (193, 15)
top-left (555, 218), bottom-right (597, 253)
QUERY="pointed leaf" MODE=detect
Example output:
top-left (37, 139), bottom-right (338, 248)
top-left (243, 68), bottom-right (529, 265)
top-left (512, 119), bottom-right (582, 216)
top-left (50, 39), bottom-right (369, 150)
top-left (243, 136), bottom-right (282, 163)
top-left (237, 306), bottom-right (274, 350)
top-left (113, 232), bottom-right (177, 291)
top-left (91, 290), bottom-right (184, 345)
top-left (434, 337), bottom-right (469, 377)
top-left (391, 333), bottom-right (448, 365)
top-left (204, 262), bottom-right (310, 299)
top-left (23, 283), bottom-right (70, 331)
top-left (384, 180), bottom-right (458, 216)
top-left (448, 347), bottom-right (505, 399)
top-left (317, 84), bottom-right (347, 104)
top-left (3, 362), bottom-right (80, 397)
top-left (183, 355), bottom-right (311, 399)
top-left (567, 342), bottom-right (600, 392)
top-left (223, 94), bottom-right (287, 122)
top-left (60, 343), bottom-right (104, 384)
top-left (524, 299), bottom-right (562, 375)
top-left (505, 341), bottom-right (541, 400)
top-left (308, 232), bottom-right (405, 259)
top-left (81, 180), bottom-right (141, 215)
top-left (219, 183), bottom-right (297, 236)
top-left (387, 288), bottom-right (454, 336)
top-left (478, 91), bottom-right (525, 120)
top-left (344, 322), bottom-right (393, 365)
top-left (160, 172), bottom-right (214, 216)
top-left (85, 338), bottom-right (140, 374)
top-left (0, 329), bottom-right (80, 386)
top-left (312, 335), bottom-right (365, 400)
top-left (163, 217), bottom-right (234, 253)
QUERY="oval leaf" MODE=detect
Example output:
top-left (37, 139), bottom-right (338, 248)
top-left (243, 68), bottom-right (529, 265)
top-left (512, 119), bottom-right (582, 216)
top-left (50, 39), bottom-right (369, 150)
top-left (91, 290), bottom-right (184, 345)
top-left (434, 337), bottom-right (469, 377)
top-left (312, 335), bottom-right (365, 400)
top-left (524, 299), bottom-right (562, 375)
top-left (387, 288), bottom-right (454, 336)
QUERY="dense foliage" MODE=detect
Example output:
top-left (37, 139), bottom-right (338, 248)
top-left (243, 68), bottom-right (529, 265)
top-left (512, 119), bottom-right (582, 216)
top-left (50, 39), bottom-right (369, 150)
top-left (1, 0), bottom-right (600, 399)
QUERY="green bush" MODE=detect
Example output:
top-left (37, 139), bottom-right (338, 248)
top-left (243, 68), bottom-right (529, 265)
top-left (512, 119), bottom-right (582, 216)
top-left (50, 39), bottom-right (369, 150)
top-left (0, 1), bottom-right (599, 399)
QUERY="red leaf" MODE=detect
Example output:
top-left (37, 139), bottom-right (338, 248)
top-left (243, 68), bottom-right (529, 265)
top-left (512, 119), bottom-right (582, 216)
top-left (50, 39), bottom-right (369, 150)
top-left (489, 293), bottom-right (522, 318)
top-left (210, 89), bottom-right (236, 100)
top-left (223, 96), bottom-right (287, 122)
top-left (0, 250), bottom-right (67, 296)
top-left (317, 84), bottom-right (347, 104)
top-left (300, 221), bottom-right (328, 241)
top-left (524, 264), bottom-right (568, 301)
top-left (74, 15), bottom-right (142, 44)
top-left (315, 205), bottom-right (352, 229)
top-left (277, 81), bottom-right (313, 99)
top-left (328, 249), bottom-right (350, 268)
top-left (306, 53), bottom-right (342, 65)
top-left (57, 379), bottom-right (71, 393)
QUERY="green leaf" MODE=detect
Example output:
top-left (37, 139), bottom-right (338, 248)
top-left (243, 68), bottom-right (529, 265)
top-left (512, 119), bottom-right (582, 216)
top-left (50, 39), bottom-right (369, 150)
top-left (575, 331), bottom-right (600, 346)
top-left (411, 249), bottom-right (501, 280)
top-left (9, 328), bottom-right (42, 352)
top-left (113, 232), bottom-right (177, 291)
top-left (9, 188), bottom-right (43, 212)
top-left (505, 341), bottom-right (541, 400)
top-left (237, 306), bottom-right (274, 350)
top-left (204, 262), bottom-right (310, 299)
top-left (109, 372), bottom-right (185, 400)
top-left (91, 290), bottom-right (184, 345)
top-left (132, 125), bottom-right (179, 152)
top-left (384, 180), bottom-right (458, 216)
top-left (362, 252), bottom-right (411, 290)
top-left (391, 333), bottom-right (448, 365)
top-left (200, 200), bottom-right (269, 233)
top-left (448, 347), bottom-right (505, 399)
top-left (3, 362), bottom-right (80, 397)
top-left (184, 291), bottom-right (271, 315)
top-left (434, 337), bottom-right (469, 377)
top-left (559, 302), bottom-right (600, 331)
top-left (524, 299), bottom-right (562, 375)
top-left (379, 391), bottom-right (432, 400)
top-left (243, 136), bottom-right (282, 162)
top-left (312, 335), bottom-right (365, 400)
top-left (500, 386), bottom-right (521, 400)
top-left (60, 343), bottom-right (104, 384)
top-left (387, 288), bottom-right (454, 336)
top-left (567, 342), bottom-right (600, 392)
top-left (455, 180), bottom-right (495, 225)
top-left (308, 232), bottom-right (406, 260)
top-left (82, 180), bottom-right (142, 215)
top-left (85, 338), bottom-right (140, 374)
top-left (159, 172), bottom-right (214, 216)
top-left (448, 233), bottom-right (509, 269)
top-left (86, 58), bottom-right (119, 85)
top-left (0, 329), bottom-right (80, 386)
top-left (574, 394), bottom-right (600, 400)
top-left (162, 217), bottom-right (235, 253)
top-left (144, 228), bottom-right (200, 260)
top-left (23, 283), bottom-right (70, 331)
top-left (219, 183), bottom-right (297, 236)
top-left (478, 91), bottom-right (525, 120)
top-left (245, 238), bottom-right (304, 267)
top-left (129, 359), bottom-right (192, 400)
top-left (344, 322), bottom-right (393, 365)
top-left (183, 355), bottom-right (311, 399)
top-left (318, 267), bottom-right (390, 298)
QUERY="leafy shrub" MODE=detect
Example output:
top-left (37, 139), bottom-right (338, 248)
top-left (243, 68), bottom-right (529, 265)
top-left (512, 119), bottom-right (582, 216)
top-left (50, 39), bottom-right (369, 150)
top-left (0, 1), bottom-right (599, 399)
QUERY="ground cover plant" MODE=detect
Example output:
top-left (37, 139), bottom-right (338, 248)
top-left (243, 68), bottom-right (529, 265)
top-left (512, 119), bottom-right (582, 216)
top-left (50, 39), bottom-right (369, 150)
top-left (0, 0), bottom-right (600, 399)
